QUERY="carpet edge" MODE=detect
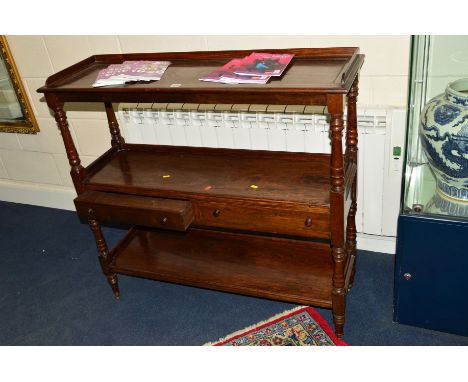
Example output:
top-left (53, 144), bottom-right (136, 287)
top-left (204, 306), bottom-right (347, 346)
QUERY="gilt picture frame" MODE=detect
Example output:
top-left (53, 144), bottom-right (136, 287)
top-left (0, 36), bottom-right (39, 134)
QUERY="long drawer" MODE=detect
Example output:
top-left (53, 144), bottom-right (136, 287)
top-left (74, 191), bottom-right (194, 231)
top-left (192, 198), bottom-right (330, 239)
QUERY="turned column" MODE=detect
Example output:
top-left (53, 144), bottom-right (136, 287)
top-left (328, 93), bottom-right (346, 338)
top-left (88, 209), bottom-right (120, 299)
top-left (104, 102), bottom-right (125, 149)
top-left (45, 94), bottom-right (85, 194)
top-left (346, 76), bottom-right (359, 163)
top-left (346, 76), bottom-right (359, 288)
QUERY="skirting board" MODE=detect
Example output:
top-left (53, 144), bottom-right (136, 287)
top-left (356, 233), bottom-right (396, 254)
top-left (0, 180), bottom-right (396, 254)
top-left (0, 179), bottom-right (76, 211)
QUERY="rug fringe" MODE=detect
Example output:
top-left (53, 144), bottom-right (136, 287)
top-left (203, 306), bottom-right (307, 346)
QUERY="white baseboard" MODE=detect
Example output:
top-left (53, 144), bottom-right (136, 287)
top-left (357, 233), bottom-right (396, 254)
top-left (0, 179), bottom-right (76, 211)
top-left (0, 180), bottom-right (397, 254)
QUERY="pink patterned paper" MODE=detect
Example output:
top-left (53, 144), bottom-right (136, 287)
top-left (233, 53), bottom-right (294, 76)
top-left (199, 59), bottom-right (270, 84)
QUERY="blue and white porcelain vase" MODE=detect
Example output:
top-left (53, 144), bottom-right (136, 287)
top-left (420, 78), bottom-right (468, 202)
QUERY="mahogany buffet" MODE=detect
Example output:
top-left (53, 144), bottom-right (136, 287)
top-left (38, 48), bottom-right (364, 337)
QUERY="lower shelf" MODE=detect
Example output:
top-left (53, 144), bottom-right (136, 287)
top-left (110, 226), bottom-right (334, 307)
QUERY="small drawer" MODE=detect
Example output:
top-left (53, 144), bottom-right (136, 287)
top-left (193, 199), bottom-right (329, 239)
top-left (74, 191), bottom-right (193, 231)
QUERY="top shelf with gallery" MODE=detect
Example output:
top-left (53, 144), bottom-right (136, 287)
top-left (37, 47), bottom-right (363, 104)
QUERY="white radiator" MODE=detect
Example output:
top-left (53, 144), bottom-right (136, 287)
top-left (119, 103), bottom-right (406, 245)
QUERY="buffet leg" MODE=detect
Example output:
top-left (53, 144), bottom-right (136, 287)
top-left (346, 76), bottom-right (359, 289)
top-left (328, 93), bottom-right (346, 338)
top-left (87, 211), bottom-right (120, 300)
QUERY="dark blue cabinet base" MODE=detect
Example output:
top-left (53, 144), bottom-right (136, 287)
top-left (394, 214), bottom-right (468, 337)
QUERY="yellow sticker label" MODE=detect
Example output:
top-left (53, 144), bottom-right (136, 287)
top-left (250, 184), bottom-right (258, 189)
top-left (162, 175), bottom-right (171, 179)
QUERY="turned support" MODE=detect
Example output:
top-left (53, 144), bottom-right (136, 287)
top-left (328, 94), bottom-right (346, 338)
top-left (346, 76), bottom-right (359, 288)
top-left (346, 76), bottom-right (359, 162)
top-left (87, 210), bottom-right (120, 299)
top-left (45, 94), bottom-right (86, 194)
top-left (104, 102), bottom-right (125, 149)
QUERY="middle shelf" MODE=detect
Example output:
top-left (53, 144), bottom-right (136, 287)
top-left (84, 144), bottom-right (332, 205)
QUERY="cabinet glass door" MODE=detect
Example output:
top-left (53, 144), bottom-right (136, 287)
top-left (402, 35), bottom-right (468, 219)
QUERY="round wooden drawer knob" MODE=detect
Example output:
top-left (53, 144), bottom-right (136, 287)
top-left (213, 209), bottom-right (221, 218)
top-left (305, 217), bottom-right (313, 227)
top-left (161, 216), bottom-right (168, 225)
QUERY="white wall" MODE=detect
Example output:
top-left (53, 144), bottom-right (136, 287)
top-left (426, 35), bottom-right (468, 99)
top-left (0, 35), bottom-right (411, 209)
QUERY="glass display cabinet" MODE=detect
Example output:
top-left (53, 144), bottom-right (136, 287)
top-left (394, 36), bottom-right (468, 337)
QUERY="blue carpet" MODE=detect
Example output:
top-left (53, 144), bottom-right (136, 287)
top-left (1, 200), bottom-right (467, 345)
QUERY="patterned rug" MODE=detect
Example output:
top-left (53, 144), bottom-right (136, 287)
top-left (205, 306), bottom-right (347, 346)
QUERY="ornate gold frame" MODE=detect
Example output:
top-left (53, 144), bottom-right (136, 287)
top-left (0, 36), bottom-right (39, 134)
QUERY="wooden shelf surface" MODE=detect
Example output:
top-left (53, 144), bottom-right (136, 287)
top-left (110, 227), bottom-right (334, 307)
top-left (43, 58), bottom-right (347, 90)
top-left (37, 48), bottom-right (364, 105)
top-left (85, 144), bottom-right (331, 206)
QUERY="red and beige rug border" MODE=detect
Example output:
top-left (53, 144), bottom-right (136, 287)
top-left (205, 305), bottom-right (348, 346)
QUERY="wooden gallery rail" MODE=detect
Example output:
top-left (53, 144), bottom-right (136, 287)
top-left (38, 48), bottom-right (364, 337)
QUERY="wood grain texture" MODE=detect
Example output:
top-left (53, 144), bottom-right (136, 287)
top-left (37, 48), bottom-right (364, 106)
top-left (87, 212), bottom-right (120, 299)
top-left (75, 191), bottom-right (194, 231)
top-left (110, 227), bottom-right (334, 307)
top-left (105, 102), bottom-right (125, 149)
top-left (84, 145), bottom-right (332, 206)
top-left (327, 93), bottom-right (347, 338)
top-left (45, 93), bottom-right (86, 193)
top-left (192, 197), bottom-right (330, 239)
top-left (346, 76), bottom-right (359, 289)
top-left (346, 76), bottom-right (359, 162)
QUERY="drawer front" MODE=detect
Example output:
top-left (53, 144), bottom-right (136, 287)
top-left (74, 191), bottom-right (193, 231)
top-left (193, 198), bottom-right (329, 239)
